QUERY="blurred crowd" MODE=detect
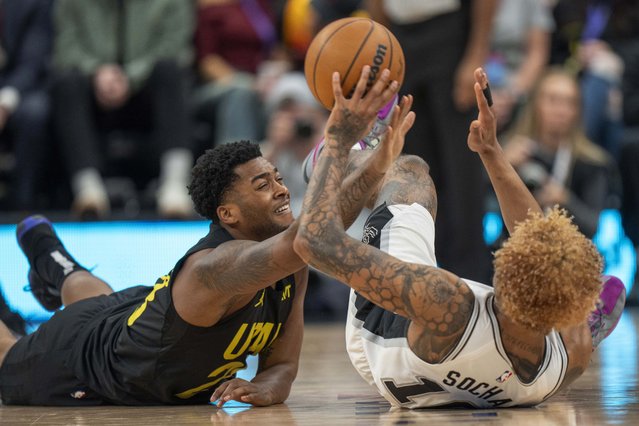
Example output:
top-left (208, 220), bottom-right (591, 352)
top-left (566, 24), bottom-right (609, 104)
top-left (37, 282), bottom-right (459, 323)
top-left (0, 0), bottom-right (637, 293)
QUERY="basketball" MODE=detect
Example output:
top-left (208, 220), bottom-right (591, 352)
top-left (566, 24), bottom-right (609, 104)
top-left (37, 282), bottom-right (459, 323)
top-left (304, 17), bottom-right (405, 110)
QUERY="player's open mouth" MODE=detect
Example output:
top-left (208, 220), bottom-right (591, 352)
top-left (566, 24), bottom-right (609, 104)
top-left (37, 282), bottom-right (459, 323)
top-left (274, 204), bottom-right (290, 214)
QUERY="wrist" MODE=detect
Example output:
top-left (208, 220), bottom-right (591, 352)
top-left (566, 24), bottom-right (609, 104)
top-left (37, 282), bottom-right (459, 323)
top-left (368, 162), bottom-right (390, 179)
top-left (323, 135), bottom-right (353, 154)
top-left (477, 142), bottom-right (505, 161)
top-left (251, 377), bottom-right (286, 404)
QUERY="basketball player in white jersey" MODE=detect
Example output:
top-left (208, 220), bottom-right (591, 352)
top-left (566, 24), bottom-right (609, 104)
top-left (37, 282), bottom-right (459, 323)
top-left (294, 66), bottom-right (626, 408)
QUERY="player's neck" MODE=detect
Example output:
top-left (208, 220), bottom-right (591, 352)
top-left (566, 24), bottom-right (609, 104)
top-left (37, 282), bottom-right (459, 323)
top-left (495, 306), bottom-right (547, 383)
top-left (221, 223), bottom-right (258, 242)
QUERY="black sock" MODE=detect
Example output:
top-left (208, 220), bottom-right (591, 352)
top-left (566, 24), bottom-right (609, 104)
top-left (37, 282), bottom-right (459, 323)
top-left (20, 225), bottom-right (88, 292)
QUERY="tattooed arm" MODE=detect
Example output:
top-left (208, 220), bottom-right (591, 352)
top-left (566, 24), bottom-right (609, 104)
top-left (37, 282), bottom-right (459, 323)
top-left (294, 69), bottom-right (475, 361)
top-left (338, 94), bottom-right (415, 226)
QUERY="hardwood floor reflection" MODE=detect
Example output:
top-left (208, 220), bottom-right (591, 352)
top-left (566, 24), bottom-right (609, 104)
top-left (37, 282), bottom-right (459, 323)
top-left (1, 308), bottom-right (637, 425)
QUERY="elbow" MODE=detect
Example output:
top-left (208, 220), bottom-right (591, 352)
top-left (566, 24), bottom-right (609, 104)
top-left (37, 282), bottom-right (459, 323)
top-left (294, 220), bottom-right (343, 265)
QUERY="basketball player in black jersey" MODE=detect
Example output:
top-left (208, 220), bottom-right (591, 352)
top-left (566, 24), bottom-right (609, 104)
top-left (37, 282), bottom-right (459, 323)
top-left (294, 67), bottom-right (625, 407)
top-left (0, 68), bottom-right (401, 406)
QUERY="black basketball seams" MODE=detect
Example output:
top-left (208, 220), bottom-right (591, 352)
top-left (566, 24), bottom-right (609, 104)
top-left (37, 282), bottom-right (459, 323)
top-left (311, 19), bottom-right (373, 107)
top-left (340, 20), bottom-right (375, 101)
top-left (311, 19), bottom-right (365, 102)
top-left (382, 26), bottom-right (394, 78)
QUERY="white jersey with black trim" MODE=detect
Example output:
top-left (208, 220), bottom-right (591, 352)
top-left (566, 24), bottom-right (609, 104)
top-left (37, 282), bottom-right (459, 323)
top-left (345, 202), bottom-right (569, 408)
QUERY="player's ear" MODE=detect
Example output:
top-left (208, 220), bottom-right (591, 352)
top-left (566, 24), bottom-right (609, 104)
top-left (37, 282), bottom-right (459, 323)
top-left (217, 204), bottom-right (239, 225)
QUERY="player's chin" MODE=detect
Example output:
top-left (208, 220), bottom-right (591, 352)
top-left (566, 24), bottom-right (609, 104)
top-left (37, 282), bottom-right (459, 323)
top-left (277, 212), bottom-right (295, 228)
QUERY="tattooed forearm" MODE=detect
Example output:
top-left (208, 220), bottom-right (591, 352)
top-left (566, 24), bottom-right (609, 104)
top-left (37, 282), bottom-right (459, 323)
top-left (306, 233), bottom-right (474, 338)
top-left (305, 154), bottom-right (338, 215)
top-left (326, 108), bottom-right (370, 143)
top-left (410, 283), bottom-right (473, 363)
top-left (339, 164), bottom-right (386, 227)
top-left (299, 136), bottom-right (352, 240)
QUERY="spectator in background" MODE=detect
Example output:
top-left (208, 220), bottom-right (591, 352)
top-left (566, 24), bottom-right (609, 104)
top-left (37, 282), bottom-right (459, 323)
top-left (309, 0), bottom-right (365, 34)
top-left (486, 0), bottom-right (554, 134)
top-left (0, 0), bottom-right (52, 211)
top-left (551, 0), bottom-right (639, 294)
top-left (260, 73), bottom-right (327, 215)
top-left (503, 68), bottom-right (614, 239)
top-left (51, 0), bottom-right (194, 219)
top-left (550, 0), bottom-right (639, 159)
top-left (366, 0), bottom-right (498, 283)
top-left (193, 0), bottom-right (280, 149)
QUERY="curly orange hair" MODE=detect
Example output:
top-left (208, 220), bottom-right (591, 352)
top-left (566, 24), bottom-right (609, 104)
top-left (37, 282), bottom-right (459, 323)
top-left (493, 207), bottom-right (603, 333)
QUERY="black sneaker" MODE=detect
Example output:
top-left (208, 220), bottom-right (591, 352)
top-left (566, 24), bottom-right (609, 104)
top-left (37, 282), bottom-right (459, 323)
top-left (16, 215), bottom-right (63, 311)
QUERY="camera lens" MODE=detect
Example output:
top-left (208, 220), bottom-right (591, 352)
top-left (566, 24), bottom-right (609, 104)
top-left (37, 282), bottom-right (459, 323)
top-left (294, 119), bottom-right (314, 139)
top-left (518, 162), bottom-right (548, 191)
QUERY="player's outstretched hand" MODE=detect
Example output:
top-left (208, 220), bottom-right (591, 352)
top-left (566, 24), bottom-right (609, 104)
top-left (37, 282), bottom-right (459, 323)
top-left (370, 94), bottom-right (415, 174)
top-left (325, 66), bottom-right (399, 148)
top-left (467, 67), bottom-right (498, 155)
top-left (210, 378), bottom-right (274, 408)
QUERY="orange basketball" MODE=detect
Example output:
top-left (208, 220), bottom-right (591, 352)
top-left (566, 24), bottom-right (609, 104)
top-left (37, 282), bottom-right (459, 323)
top-left (304, 17), bottom-right (405, 110)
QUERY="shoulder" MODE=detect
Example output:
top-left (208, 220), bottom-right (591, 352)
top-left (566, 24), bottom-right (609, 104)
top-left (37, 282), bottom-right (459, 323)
top-left (377, 155), bottom-right (437, 218)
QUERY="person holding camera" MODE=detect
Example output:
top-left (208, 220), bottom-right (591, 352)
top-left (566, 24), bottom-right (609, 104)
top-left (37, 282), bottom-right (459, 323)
top-left (260, 73), bottom-right (328, 215)
top-left (502, 68), bottom-right (615, 238)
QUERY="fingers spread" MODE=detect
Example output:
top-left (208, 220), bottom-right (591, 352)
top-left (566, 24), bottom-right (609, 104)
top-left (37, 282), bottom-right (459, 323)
top-left (400, 95), bottom-right (413, 120)
top-left (400, 111), bottom-right (416, 134)
top-left (331, 71), bottom-right (343, 105)
top-left (351, 66), bottom-right (371, 100)
top-left (389, 104), bottom-right (401, 128)
top-left (367, 69), bottom-right (398, 112)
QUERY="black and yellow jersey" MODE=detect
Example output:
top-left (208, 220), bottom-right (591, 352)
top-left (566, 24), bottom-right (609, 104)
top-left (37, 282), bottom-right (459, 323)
top-left (67, 223), bottom-right (296, 405)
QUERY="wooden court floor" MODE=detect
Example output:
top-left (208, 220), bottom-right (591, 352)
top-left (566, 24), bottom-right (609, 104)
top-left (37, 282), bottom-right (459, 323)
top-left (1, 307), bottom-right (638, 425)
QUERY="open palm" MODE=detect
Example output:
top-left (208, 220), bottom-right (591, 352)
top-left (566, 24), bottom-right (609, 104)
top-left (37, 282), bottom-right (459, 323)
top-left (467, 68), bottom-right (498, 155)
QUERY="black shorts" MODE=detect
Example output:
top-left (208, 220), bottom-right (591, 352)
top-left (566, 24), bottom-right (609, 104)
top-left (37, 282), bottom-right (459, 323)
top-left (0, 286), bottom-right (150, 406)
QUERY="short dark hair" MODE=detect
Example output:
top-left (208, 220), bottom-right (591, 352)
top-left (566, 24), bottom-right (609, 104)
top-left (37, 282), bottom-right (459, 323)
top-left (188, 141), bottom-right (262, 222)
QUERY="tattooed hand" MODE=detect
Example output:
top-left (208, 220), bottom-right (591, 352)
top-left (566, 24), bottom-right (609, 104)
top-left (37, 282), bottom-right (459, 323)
top-left (369, 95), bottom-right (415, 174)
top-left (325, 66), bottom-right (399, 150)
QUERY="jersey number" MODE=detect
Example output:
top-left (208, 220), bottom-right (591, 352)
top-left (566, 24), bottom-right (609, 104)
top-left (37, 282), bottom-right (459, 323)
top-left (382, 377), bottom-right (446, 405)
